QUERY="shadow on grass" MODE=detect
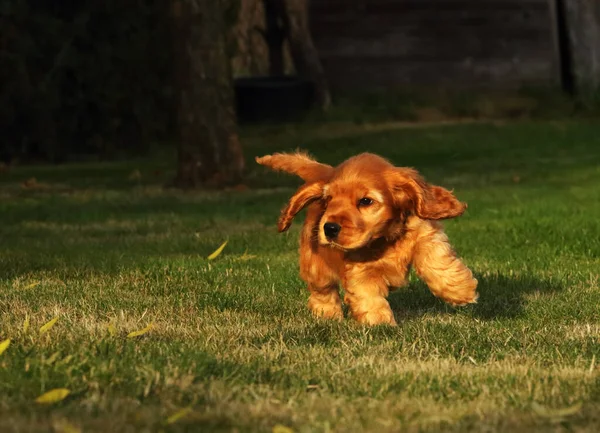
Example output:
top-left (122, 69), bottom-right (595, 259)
top-left (248, 121), bottom-right (600, 189)
top-left (0, 188), bottom-right (289, 227)
top-left (389, 272), bottom-right (563, 320)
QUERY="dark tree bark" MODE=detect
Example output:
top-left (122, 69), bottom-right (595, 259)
top-left (263, 0), bottom-right (286, 76)
top-left (562, 0), bottom-right (600, 91)
top-left (171, 0), bottom-right (245, 188)
top-left (270, 0), bottom-right (331, 110)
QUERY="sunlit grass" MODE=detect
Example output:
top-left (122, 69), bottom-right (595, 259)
top-left (1, 120), bottom-right (599, 432)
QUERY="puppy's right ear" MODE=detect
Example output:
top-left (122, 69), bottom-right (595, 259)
top-left (278, 181), bottom-right (325, 232)
top-left (386, 168), bottom-right (467, 220)
top-left (256, 152), bottom-right (334, 183)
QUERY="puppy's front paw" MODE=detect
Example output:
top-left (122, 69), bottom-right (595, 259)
top-left (313, 308), bottom-right (343, 320)
top-left (308, 297), bottom-right (343, 320)
top-left (441, 277), bottom-right (479, 307)
top-left (355, 308), bottom-right (397, 326)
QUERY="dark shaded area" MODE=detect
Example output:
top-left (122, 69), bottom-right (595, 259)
top-left (554, 0), bottom-right (575, 93)
top-left (248, 122), bottom-right (600, 189)
top-left (171, 0), bottom-right (245, 188)
top-left (310, 0), bottom-right (559, 90)
top-left (0, 0), bottom-right (175, 163)
top-left (389, 273), bottom-right (564, 320)
top-left (235, 76), bottom-right (315, 123)
top-left (263, 0), bottom-right (286, 76)
top-left (0, 190), bottom-right (287, 228)
top-left (2, 0), bottom-right (598, 167)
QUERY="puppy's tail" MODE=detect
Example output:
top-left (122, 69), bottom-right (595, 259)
top-left (256, 151), bottom-right (334, 183)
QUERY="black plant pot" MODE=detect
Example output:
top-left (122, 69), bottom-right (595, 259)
top-left (234, 76), bottom-right (315, 123)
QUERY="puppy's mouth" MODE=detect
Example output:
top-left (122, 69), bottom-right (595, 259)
top-left (323, 241), bottom-right (349, 252)
top-left (319, 232), bottom-right (373, 251)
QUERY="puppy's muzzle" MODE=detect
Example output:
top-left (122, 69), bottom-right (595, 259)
top-left (323, 222), bottom-right (341, 240)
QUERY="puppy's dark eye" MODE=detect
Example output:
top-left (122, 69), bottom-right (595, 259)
top-left (358, 197), bottom-right (373, 207)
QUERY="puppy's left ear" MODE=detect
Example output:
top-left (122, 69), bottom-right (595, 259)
top-left (278, 181), bottom-right (325, 232)
top-left (386, 168), bottom-right (467, 220)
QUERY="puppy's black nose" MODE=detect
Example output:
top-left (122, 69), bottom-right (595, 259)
top-left (324, 222), bottom-right (341, 239)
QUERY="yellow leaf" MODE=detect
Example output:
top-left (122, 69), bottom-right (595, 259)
top-left (39, 317), bottom-right (59, 334)
top-left (273, 425), bottom-right (294, 433)
top-left (107, 322), bottom-right (117, 337)
top-left (45, 351), bottom-right (60, 365)
top-left (127, 323), bottom-right (154, 338)
top-left (234, 249), bottom-right (257, 262)
top-left (531, 401), bottom-right (582, 419)
top-left (23, 314), bottom-right (30, 333)
top-left (207, 240), bottom-right (228, 260)
top-left (35, 388), bottom-right (70, 404)
top-left (52, 419), bottom-right (81, 433)
top-left (0, 339), bottom-right (10, 356)
top-left (23, 281), bottom-right (40, 290)
top-left (166, 407), bottom-right (192, 424)
top-left (58, 355), bottom-right (73, 366)
top-left (21, 177), bottom-right (39, 189)
top-left (128, 169), bottom-right (142, 180)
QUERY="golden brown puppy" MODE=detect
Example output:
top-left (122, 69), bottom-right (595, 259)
top-left (256, 151), bottom-right (478, 326)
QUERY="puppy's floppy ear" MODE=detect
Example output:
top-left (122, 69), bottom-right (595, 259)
top-left (256, 151), bottom-right (334, 183)
top-left (386, 168), bottom-right (467, 220)
top-left (278, 181), bottom-right (325, 232)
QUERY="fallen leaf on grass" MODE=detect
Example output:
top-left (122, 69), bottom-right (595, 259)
top-left (234, 184), bottom-right (249, 192)
top-left (207, 240), bottom-right (228, 260)
top-left (35, 388), bottom-right (70, 404)
top-left (52, 418), bottom-right (81, 433)
top-left (23, 281), bottom-right (40, 290)
top-left (39, 317), bottom-right (59, 334)
top-left (21, 178), bottom-right (50, 190)
top-left (107, 322), bottom-right (117, 337)
top-left (23, 314), bottom-right (30, 333)
top-left (531, 401), bottom-right (582, 421)
top-left (234, 249), bottom-right (257, 262)
top-left (128, 169), bottom-right (142, 181)
top-left (225, 183), bottom-right (249, 192)
top-left (0, 339), bottom-right (10, 355)
top-left (272, 425), bottom-right (294, 433)
top-left (45, 351), bottom-right (60, 365)
top-left (166, 407), bottom-right (192, 424)
top-left (408, 414), bottom-right (455, 427)
top-left (127, 323), bottom-right (154, 338)
top-left (21, 177), bottom-right (38, 189)
top-left (58, 355), bottom-right (73, 366)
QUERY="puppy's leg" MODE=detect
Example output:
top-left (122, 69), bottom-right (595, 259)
top-left (300, 246), bottom-right (343, 320)
top-left (307, 282), bottom-right (343, 320)
top-left (344, 276), bottom-right (396, 326)
top-left (413, 224), bottom-right (478, 306)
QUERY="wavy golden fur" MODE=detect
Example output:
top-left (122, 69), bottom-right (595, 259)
top-left (256, 151), bottom-right (478, 325)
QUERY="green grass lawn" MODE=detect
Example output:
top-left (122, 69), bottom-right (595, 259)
top-left (1, 120), bottom-right (599, 432)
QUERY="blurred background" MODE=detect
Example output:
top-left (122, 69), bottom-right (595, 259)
top-left (1, 0), bottom-right (599, 184)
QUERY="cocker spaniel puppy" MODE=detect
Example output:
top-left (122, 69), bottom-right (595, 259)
top-left (256, 152), bottom-right (478, 326)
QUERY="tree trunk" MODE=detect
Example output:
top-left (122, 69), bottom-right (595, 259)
top-left (563, 0), bottom-right (600, 91)
top-left (171, 0), bottom-right (245, 189)
top-left (264, 0), bottom-right (286, 76)
top-left (272, 0), bottom-right (331, 110)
